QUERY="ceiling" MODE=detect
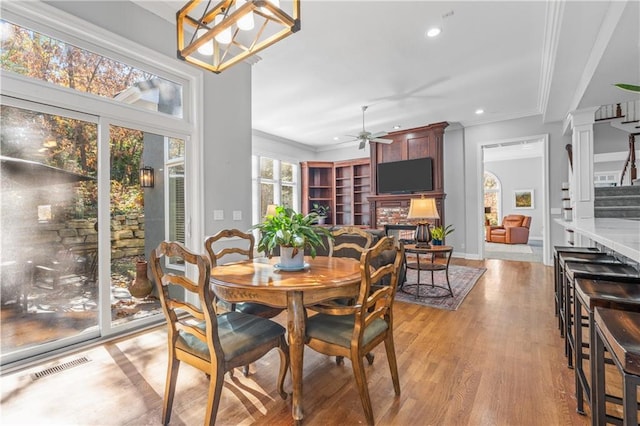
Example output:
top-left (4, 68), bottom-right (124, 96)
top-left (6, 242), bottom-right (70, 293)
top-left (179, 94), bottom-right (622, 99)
top-left (137, 1), bottom-right (639, 150)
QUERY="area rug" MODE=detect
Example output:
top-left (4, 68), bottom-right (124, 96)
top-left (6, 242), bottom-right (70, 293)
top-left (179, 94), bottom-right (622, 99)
top-left (485, 242), bottom-right (533, 254)
top-left (395, 265), bottom-right (486, 311)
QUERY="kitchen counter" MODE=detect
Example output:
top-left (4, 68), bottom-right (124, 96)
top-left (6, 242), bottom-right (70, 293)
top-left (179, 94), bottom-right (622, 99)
top-left (555, 217), bottom-right (640, 263)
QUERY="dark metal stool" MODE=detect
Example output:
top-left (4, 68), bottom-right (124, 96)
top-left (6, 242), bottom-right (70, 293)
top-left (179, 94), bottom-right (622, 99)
top-left (554, 246), bottom-right (600, 333)
top-left (573, 278), bottom-right (640, 416)
top-left (593, 307), bottom-right (640, 426)
top-left (558, 253), bottom-right (619, 344)
top-left (564, 261), bottom-right (637, 368)
top-left (560, 252), bottom-right (616, 339)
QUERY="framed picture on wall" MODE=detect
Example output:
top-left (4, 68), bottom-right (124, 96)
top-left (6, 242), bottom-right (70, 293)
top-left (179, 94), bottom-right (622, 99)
top-left (514, 189), bottom-right (534, 209)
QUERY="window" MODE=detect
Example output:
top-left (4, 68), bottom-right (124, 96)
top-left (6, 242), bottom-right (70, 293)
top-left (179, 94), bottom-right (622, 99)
top-left (484, 171), bottom-right (501, 225)
top-left (167, 138), bottom-right (185, 269)
top-left (1, 20), bottom-right (183, 118)
top-left (253, 155), bottom-right (299, 219)
top-left (0, 2), bottom-right (200, 365)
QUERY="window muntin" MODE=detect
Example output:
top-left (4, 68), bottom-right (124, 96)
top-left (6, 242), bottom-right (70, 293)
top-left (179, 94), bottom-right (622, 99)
top-left (1, 20), bottom-right (183, 118)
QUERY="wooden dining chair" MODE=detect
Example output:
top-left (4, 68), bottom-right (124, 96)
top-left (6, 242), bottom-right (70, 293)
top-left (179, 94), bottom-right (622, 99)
top-left (204, 229), bottom-right (284, 319)
top-left (326, 226), bottom-right (375, 366)
top-left (305, 236), bottom-right (404, 425)
top-left (328, 226), bottom-right (373, 258)
top-left (150, 241), bottom-right (289, 426)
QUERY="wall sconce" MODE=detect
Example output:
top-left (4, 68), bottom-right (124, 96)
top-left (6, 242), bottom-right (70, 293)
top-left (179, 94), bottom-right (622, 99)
top-left (139, 166), bottom-right (155, 188)
top-left (407, 196), bottom-right (440, 247)
top-left (177, 0), bottom-right (301, 73)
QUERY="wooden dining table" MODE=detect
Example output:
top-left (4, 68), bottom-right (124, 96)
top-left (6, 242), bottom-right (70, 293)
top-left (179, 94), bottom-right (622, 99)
top-left (209, 255), bottom-right (362, 423)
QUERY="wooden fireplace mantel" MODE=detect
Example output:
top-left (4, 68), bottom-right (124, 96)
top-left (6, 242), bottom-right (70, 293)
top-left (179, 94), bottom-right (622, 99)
top-left (368, 122), bottom-right (448, 227)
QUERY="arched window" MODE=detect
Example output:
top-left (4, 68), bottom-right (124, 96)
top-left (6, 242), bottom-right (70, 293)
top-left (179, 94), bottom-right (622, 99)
top-left (484, 171), bottom-right (501, 225)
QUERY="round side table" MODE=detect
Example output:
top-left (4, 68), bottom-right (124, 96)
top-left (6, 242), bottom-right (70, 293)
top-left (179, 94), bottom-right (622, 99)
top-left (402, 244), bottom-right (454, 298)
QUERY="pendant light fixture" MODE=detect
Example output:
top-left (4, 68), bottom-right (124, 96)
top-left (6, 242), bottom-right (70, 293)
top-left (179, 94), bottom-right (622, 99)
top-left (177, 0), bottom-right (300, 73)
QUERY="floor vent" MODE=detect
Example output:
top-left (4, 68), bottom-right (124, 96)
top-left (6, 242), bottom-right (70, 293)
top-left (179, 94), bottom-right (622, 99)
top-left (31, 356), bottom-right (91, 380)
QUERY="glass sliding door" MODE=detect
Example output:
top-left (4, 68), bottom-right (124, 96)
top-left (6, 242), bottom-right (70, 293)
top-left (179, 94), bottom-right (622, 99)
top-left (109, 125), bottom-right (184, 327)
top-left (1, 102), bottom-right (100, 363)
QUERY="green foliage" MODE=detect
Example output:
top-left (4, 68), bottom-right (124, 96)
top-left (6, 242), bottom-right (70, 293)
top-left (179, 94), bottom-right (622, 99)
top-left (311, 203), bottom-right (330, 217)
top-left (252, 206), bottom-right (333, 258)
top-left (614, 83), bottom-right (640, 93)
top-left (431, 224), bottom-right (455, 242)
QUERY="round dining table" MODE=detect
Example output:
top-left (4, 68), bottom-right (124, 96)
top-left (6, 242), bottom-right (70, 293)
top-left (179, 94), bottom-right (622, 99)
top-left (210, 255), bottom-right (361, 423)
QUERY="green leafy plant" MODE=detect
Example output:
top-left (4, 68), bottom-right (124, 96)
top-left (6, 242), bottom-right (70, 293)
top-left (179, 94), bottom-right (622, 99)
top-left (311, 203), bottom-right (330, 217)
top-left (252, 206), bottom-right (332, 258)
top-left (614, 83), bottom-right (640, 93)
top-left (431, 224), bottom-right (455, 242)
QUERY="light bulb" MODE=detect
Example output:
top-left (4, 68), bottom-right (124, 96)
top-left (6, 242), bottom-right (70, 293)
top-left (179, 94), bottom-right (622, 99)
top-left (236, 0), bottom-right (255, 31)
top-left (214, 13), bottom-right (232, 45)
top-left (196, 29), bottom-right (214, 56)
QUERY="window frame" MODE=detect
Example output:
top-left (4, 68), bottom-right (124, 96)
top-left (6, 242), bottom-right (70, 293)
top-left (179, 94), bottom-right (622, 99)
top-left (0, 1), bottom-right (204, 346)
top-left (252, 155), bottom-right (300, 223)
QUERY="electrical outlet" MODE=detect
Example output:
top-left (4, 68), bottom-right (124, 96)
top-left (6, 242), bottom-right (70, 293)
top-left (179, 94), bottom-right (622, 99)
top-left (213, 210), bottom-right (224, 220)
top-left (233, 210), bottom-right (242, 221)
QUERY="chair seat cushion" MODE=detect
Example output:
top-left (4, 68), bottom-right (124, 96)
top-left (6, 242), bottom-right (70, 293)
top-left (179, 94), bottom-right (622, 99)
top-left (176, 311), bottom-right (285, 362)
top-left (235, 302), bottom-right (283, 318)
top-left (306, 313), bottom-right (388, 348)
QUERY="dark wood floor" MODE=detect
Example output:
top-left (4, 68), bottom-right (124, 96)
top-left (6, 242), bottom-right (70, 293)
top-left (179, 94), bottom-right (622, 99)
top-left (1, 258), bottom-right (594, 425)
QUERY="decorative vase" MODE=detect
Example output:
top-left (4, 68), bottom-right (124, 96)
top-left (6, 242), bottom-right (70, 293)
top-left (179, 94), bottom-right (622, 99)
top-left (129, 260), bottom-right (153, 298)
top-left (280, 246), bottom-right (305, 269)
top-left (317, 216), bottom-right (326, 225)
top-left (431, 239), bottom-right (443, 246)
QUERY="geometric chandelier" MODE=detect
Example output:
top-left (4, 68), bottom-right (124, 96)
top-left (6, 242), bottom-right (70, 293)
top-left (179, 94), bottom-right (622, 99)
top-left (177, 0), bottom-right (301, 73)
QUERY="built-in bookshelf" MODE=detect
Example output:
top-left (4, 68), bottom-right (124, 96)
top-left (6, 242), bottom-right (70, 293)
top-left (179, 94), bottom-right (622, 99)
top-left (301, 159), bottom-right (371, 227)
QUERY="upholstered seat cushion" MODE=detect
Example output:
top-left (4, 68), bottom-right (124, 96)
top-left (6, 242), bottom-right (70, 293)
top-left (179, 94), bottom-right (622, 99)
top-left (306, 313), bottom-right (388, 348)
top-left (176, 311), bottom-right (286, 362)
top-left (235, 302), bottom-right (283, 318)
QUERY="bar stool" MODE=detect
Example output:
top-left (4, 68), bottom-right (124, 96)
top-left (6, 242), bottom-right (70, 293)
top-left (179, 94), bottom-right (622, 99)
top-left (559, 252), bottom-right (618, 338)
top-left (558, 253), bottom-right (620, 342)
top-left (554, 246), bottom-right (601, 332)
top-left (593, 307), bottom-right (640, 426)
top-left (573, 277), bottom-right (640, 416)
top-left (564, 261), bottom-right (637, 368)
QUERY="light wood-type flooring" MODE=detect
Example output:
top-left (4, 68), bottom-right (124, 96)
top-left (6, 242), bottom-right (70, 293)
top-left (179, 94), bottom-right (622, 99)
top-left (1, 258), bottom-right (593, 425)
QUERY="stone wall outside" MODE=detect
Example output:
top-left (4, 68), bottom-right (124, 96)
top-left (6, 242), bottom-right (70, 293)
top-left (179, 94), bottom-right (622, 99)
top-left (36, 212), bottom-right (145, 259)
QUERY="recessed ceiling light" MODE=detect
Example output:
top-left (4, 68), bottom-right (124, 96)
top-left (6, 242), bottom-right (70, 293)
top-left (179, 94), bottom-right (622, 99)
top-left (475, 109), bottom-right (484, 115)
top-left (393, 125), bottom-right (401, 130)
top-left (426, 27), bottom-right (441, 38)
top-left (333, 136), bottom-right (340, 141)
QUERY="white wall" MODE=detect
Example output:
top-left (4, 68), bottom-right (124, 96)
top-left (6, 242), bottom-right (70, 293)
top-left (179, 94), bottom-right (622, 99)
top-left (460, 115), bottom-right (569, 260)
top-left (484, 157), bottom-right (544, 239)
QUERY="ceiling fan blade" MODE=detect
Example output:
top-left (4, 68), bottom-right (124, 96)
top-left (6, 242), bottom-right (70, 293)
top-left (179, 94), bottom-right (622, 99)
top-left (371, 137), bottom-right (393, 144)
top-left (370, 131), bottom-right (388, 138)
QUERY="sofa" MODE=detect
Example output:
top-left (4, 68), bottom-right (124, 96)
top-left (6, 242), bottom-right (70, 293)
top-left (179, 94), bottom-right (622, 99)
top-left (485, 215), bottom-right (531, 244)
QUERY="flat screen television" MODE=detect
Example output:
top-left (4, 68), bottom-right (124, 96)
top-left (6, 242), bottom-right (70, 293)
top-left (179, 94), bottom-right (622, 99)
top-left (377, 157), bottom-right (433, 194)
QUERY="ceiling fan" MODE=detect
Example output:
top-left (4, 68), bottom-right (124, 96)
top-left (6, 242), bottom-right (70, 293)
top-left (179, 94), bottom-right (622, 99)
top-left (346, 105), bottom-right (393, 149)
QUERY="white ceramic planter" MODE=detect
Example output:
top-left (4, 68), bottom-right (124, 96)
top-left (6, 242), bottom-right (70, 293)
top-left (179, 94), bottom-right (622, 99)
top-left (280, 246), bottom-right (305, 269)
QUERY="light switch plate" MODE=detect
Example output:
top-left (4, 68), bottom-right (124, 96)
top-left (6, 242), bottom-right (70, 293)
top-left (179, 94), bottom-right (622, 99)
top-left (213, 210), bottom-right (224, 220)
top-left (233, 210), bottom-right (242, 221)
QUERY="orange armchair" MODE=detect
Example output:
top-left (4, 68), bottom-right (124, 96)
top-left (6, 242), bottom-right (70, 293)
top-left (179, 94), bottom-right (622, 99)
top-left (486, 215), bottom-right (531, 244)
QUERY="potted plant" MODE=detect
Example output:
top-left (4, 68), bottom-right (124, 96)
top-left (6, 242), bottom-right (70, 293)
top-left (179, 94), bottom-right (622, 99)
top-left (252, 206), bottom-right (332, 269)
top-left (311, 203), bottom-right (330, 225)
top-left (430, 224), bottom-right (455, 245)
